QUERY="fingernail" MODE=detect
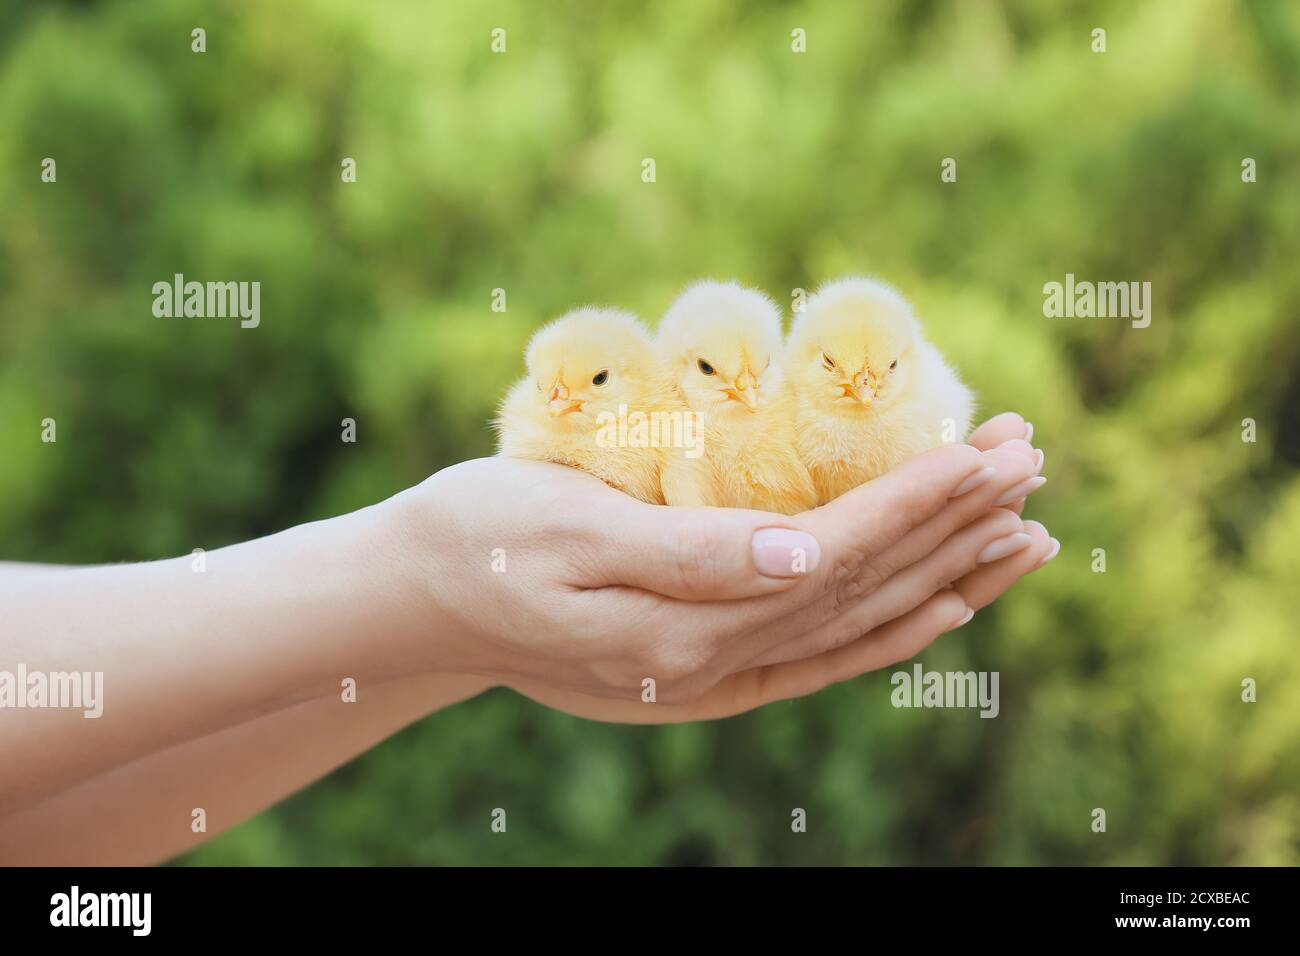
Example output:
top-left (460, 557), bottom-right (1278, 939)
top-left (1023, 421), bottom-right (1034, 443)
top-left (947, 607), bottom-right (975, 631)
top-left (1037, 537), bottom-right (1061, 567)
top-left (1033, 449), bottom-right (1045, 473)
top-left (950, 466), bottom-right (996, 498)
top-left (976, 532), bottom-right (1033, 564)
top-left (994, 475), bottom-right (1046, 506)
top-left (752, 528), bottom-right (821, 578)
top-left (997, 438), bottom-right (1033, 455)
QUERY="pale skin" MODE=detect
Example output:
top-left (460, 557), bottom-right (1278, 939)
top-left (0, 413), bottom-right (1053, 864)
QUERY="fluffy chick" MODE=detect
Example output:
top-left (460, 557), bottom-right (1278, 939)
top-left (786, 277), bottom-right (973, 504)
top-left (495, 307), bottom-right (713, 506)
top-left (658, 280), bottom-right (817, 515)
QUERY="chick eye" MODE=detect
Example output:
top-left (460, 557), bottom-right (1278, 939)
top-left (889, 360), bottom-right (898, 371)
top-left (592, 369), bottom-right (609, 386)
top-left (697, 359), bottom-right (716, 376)
top-left (822, 352), bottom-right (835, 370)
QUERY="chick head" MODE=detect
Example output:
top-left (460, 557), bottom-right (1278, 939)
top-left (657, 280), bottom-right (783, 417)
top-left (787, 277), bottom-right (919, 415)
top-left (523, 307), bottom-right (659, 428)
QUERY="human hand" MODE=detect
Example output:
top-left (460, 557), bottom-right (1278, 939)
top-left (385, 413), bottom-right (1050, 722)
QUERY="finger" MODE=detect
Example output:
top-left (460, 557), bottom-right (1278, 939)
top-left (952, 520), bottom-right (1058, 610)
top-left (520, 529), bottom-right (1059, 726)
top-left (653, 442), bottom-right (993, 630)
top-left (967, 412), bottom-right (1030, 451)
top-left (573, 501), bottom-right (825, 601)
top-left (863, 442), bottom-right (1041, 579)
top-left (741, 507), bottom-right (1027, 668)
top-left (800, 442), bottom-right (987, 564)
top-left (578, 441), bottom-right (991, 603)
top-left (792, 522), bottom-right (1058, 702)
top-left (691, 590), bottom-right (972, 717)
top-left (1001, 447), bottom-right (1046, 515)
top-left (798, 590), bottom-right (971, 688)
top-left (708, 441), bottom-right (1039, 648)
top-left (502, 528), bottom-right (1060, 726)
top-left (650, 438), bottom-right (1041, 657)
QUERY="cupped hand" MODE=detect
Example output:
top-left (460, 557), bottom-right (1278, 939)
top-left (392, 413), bottom-right (1051, 723)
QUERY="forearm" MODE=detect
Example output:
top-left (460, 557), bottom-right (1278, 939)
top-left (0, 672), bottom-right (491, 865)
top-left (0, 562), bottom-right (81, 575)
top-left (0, 495), bottom-right (443, 814)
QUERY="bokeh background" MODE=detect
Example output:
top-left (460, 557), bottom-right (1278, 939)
top-left (2, 0), bottom-right (1298, 865)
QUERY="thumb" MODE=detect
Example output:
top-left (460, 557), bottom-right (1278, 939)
top-left (580, 502), bottom-right (823, 601)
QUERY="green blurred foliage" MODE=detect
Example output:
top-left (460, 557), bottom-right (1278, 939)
top-left (2, 0), bottom-right (1298, 864)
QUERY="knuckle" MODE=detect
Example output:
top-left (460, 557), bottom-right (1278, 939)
top-left (650, 643), bottom-right (706, 685)
top-left (830, 547), bottom-right (888, 612)
top-left (856, 557), bottom-right (891, 596)
top-left (583, 657), bottom-right (644, 698)
top-left (833, 573), bottom-right (870, 611)
top-left (829, 545), bottom-right (867, 587)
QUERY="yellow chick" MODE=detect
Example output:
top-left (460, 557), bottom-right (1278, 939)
top-left (657, 280), bottom-right (817, 515)
top-left (495, 307), bottom-right (714, 506)
top-left (786, 277), bottom-right (974, 504)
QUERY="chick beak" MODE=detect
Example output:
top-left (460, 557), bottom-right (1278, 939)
top-left (842, 373), bottom-right (877, 405)
top-left (547, 380), bottom-right (583, 416)
top-left (723, 370), bottom-right (760, 410)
